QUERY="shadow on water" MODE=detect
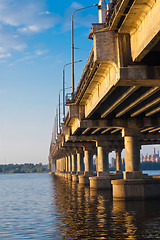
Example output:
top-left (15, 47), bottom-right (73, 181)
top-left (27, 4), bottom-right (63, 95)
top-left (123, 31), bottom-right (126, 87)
top-left (51, 175), bottom-right (160, 240)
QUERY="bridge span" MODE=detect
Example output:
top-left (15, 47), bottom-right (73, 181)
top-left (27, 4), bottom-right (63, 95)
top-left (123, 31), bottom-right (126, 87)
top-left (49, 0), bottom-right (160, 200)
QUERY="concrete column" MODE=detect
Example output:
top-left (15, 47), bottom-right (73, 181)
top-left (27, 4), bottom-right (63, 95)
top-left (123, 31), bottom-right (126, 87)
top-left (65, 156), bottom-right (69, 172)
top-left (95, 141), bottom-right (110, 177)
top-left (124, 136), bottom-right (140, 171)
top-left (68, 155), bottom-right (72, 172)
top-left (58, 159), bottom-right (60, 171)
top-left (122, 128), bottom-right (141, 179)
top-left (84, 148), bottom-right (93, 173)
top-left (77, 151), bottom-right (84, 172)
top-left (97, 146), bottom-right (109, 172)
top-left (79, 147), bottom-right (94, 184)
top-left (60, 158), bottom-right (63, 172)
top-left (72, 153), bottom-right (77, 173)
top-left (56, 159), bottom-right (58, 171)
top-left (115, 148), bottom-right (122, 173)
top-left (95, 154), bottom-right (98, 172)
top-left (50, 161), bottom-right (56, 173)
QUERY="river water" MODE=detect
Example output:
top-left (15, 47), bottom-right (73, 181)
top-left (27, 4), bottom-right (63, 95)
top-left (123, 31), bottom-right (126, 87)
top-left (0, 172), bottom-right (160, 239)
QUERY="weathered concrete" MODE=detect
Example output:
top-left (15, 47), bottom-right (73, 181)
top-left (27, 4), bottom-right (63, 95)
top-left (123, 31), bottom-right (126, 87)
top-left (72, 174), bottom-right (79, 182)
top-left (115, 148), bottom-right (122, 173)
top-left (122, 128), bottom-right (141, 179)
top-left (49, 0), bottom-right (160, 201)
top-left (96, 144), bottom-right (109, 174)
top-left (112, 178), bottom-right (160, 200)
top-left (68, 155), bottom-right (72, 172)
top-left (89, 176), bottom-right (111, 189)
top-left (77, 151), bottom-right (84, 172)
top-left (90, 172), bottom-right (123, 190)
top-left (65, 156), bottom-right (69, 172)
top-left (78, 171), bottom-right (94, 185)
top-left (71, 153), bottom-right (77, 173)
top-left (67, 173), bottom-right (72, 181)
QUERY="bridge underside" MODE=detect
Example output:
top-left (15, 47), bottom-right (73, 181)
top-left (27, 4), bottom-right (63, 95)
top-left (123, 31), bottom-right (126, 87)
top-left (49, 0), bottom-right (160, 200)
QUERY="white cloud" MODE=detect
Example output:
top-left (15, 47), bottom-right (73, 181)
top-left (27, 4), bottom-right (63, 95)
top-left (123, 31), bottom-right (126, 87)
top-left (70, 2), bottom-right (83, 9)
top-left (0, 0), bottom-right (58, 30)
top-left (0, 0), bottom-right (59, 60)
top-left (0, 53), bottom-right (11, 59)
top-left (35, 49), bottom-right (48, 56)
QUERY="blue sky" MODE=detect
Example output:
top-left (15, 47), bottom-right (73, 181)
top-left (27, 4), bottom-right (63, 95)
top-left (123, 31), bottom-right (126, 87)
top-left (0, 0), bottom-right (100, 164)
top-left (0, 0), bottom-right (158, 165)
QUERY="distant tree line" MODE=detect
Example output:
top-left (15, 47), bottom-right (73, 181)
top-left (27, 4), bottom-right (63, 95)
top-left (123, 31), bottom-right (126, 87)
top-left (0, 163), bottom-right (48, 174)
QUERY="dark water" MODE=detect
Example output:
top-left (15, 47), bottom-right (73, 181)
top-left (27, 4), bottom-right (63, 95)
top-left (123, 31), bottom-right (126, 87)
top-left (0, 173), bottom-right (160, 239)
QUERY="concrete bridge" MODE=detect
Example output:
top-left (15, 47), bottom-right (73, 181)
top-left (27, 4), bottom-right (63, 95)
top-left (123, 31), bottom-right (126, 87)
top-left (49, 0), bottom-right (160, 200)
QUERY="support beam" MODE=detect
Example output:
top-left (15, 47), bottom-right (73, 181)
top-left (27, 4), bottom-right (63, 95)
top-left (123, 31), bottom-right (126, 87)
top-left (116, 87), bottom-right (159, 117)
top-left (111, 128), bottom-right (121, 134)
top-left (82, 128), bottom-right (91, 134)
top-left (141, 127), bottom-right (154, 133)
top-left (101, 86), bottom-right (138, 118)
top-left (146, 107), bottom-right (160, 116)
top-left (101, 128), bottom-right (112, 134)
top-left (131, 97), bottom-right (160, 117)
top-left (149, 127), bottom-right (160, 133)
top-left (91, 128), bottom-right (102, 134)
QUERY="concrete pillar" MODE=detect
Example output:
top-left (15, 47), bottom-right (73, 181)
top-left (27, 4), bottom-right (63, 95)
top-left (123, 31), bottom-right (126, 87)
top-left (68, 155), bottom-right (72, 172)
top-left (60, 158), bottom-right (62, 172)
top-left (84, 148), bottom-right (93, 173)
top-left (96, 141), bottom-right (110, 176)
top-left (122, 128), bottom-right (142, 179)
top-left (95, 154), bottom-right (98, 172)
top-left (115, 148), bottom-right (122, 173)
top-left (57, 159), bottom-right (60, 171)
top-left (77, 151), bottom-right (84, 173)
top-left (97, 146), bottom-right (109, 172)
top-left (72, 153), bottom-right (77, 173)
top-left (65, 156), bottom-right (69, 172)
top-left (78, 146), bottom-right (95, 184)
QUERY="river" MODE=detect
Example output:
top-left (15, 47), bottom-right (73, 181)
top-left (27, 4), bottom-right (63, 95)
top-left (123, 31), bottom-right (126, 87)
top-left (0, 171), bottom-right (160, 239)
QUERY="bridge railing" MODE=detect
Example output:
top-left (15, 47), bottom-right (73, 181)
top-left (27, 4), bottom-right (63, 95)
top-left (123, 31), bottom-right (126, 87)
top-left (66, 48), bottom-right (94, 105)
top-left (106, 0), bottom-right (122, 27)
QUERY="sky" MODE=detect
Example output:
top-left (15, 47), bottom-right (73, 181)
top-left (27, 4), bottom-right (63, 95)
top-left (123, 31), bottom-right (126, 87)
top-left (0, 0), bottom-right (158, 165)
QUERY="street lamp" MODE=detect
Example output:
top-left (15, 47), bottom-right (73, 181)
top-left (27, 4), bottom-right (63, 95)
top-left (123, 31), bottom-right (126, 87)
top-left (71, 3), bottom-right (98, 94)
top-left (63, 60), bottom-right (82, 120)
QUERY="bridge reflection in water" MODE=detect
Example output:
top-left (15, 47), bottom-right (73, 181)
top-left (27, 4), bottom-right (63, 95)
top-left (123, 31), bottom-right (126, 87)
top-left (51, 175), bottom-right (160, 240)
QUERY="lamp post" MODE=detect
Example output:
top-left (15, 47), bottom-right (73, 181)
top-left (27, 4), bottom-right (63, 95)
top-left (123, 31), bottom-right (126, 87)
top-left (71, 3), bottom-right (98, 94)
top-left (59, 89), bottom-right (62, 132)
top-left (63, 60), bottom-right (82, 120)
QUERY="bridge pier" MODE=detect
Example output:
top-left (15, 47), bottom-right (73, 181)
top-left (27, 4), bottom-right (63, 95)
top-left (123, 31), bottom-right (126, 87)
top-left (72, 150), bottom-right (84, 182)
top-left (122, 129), bottom-right (142, 179)
top-left (67, 155), bottom-right (72, 181)
top-left (90, 143), bottom-right (111, 189)
top-left (64, 156), bottom-right (69, 179)
top-left (79, 147), bottom-right (94, 185)
top-left (71, 153), bottom-right (77, 174)
top-left (50, 0), bottom-right (160, 200)
top-left (90, 142), bottom-right (123, 190)
top-left (112, 128), bottom-right (160, 200)
top-left (115, 148), bottom-right (122, 175)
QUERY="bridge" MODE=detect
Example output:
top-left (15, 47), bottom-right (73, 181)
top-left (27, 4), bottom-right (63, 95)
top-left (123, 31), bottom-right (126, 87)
top-left (49, 0), bottom-right (160, 200)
